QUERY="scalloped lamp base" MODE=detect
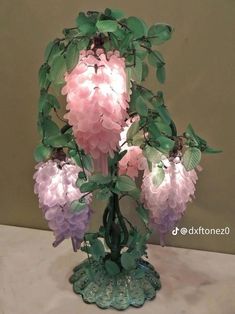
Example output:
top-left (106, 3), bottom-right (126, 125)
top-left (69, 258), bottom-right (161, 310)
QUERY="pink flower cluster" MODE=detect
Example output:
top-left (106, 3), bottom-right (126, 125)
top-left (62, 49), bottom-right (129, 174)
top-left (118, 118), bottom-right (147, 179)
top-left (33, 159), bottom-right (91, 251)
top-left (119, 146), bottom-right (147, 178)
top-left (141, 157), bottom-right (199, 245)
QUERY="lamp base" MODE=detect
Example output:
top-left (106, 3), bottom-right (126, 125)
top-left (69, 258), bottom-right (161, 310)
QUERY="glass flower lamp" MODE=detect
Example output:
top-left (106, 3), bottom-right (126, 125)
top-left (34, 8), bottom-right (221, 310)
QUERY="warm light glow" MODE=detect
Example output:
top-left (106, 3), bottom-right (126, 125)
top-left (62, 49), bottom-right (129, 174)
top-left (141, 158), bottom-right (199, 244)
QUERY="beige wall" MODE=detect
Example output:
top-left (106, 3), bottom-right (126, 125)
top-left (1, 0), bottom-right (234, 254)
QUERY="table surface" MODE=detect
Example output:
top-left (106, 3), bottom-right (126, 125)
top-left (0, 225), bottom-right (235, 314)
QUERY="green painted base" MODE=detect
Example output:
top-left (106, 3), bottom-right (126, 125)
top-left (69, 258), bottom-right (161, 310)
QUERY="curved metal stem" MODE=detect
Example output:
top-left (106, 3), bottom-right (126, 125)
top-left (103, 192), bottom-right (129, 262)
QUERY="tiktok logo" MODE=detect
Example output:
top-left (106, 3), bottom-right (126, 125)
top-left (172, 227), bottom-right (179, 235)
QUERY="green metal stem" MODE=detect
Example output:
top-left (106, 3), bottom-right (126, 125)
top-left (170, 120), bottom-right (177, 137)
top-left (103, 158), bottom-right (129, 262)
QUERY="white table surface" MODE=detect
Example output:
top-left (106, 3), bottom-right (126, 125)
top-left (0, 225), bottom-right (235, 314)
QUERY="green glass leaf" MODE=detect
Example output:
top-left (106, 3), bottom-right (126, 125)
top-left (156, 65), bottom-right (166, 84)
top-left (129, 85), bottom-right (141, 112)
top-left (148, 121), bottom-right (161, 138)
top-left (49, 55), bottom-right (66, 84)
top-left (110, 9), bottom-right (125, 20)
top-left (126, 51), bottom-right (135, 64)
top-left (98, 226), bottom-right (105, 237)
top-left (142, 62), bottom-right (149, 81)
top-left (135, 95), bottom-right (148, 116)
top-left (71, 154), bottom-right (82, 168)
top-left (45, 41), bottom-right (63, 66)
top-left (45, 134), bottom-right (70, 148)
top-left (37, 113), bottom-right (43, 136)
top-left (76, 12), bottom-right (97, 36)
top-left (104, 8), bottom-right (112, 16)
top-left (127, 120), bottom-right (140, 141)
top-left (68, 149), bottom-right (77, 157)
top-left (139, 90), bottom-right (155, 110)
top-left (155, 121), bottom-right (172, 136)
top-left (38, 91), bottom-right (48, 113)
top-left (128, 231), bottom-right (148, 257)
top-left (133, 42), bottom-right (147, 60)
top-left (137, 50), bottom-right (148, 61)
top-left (136, 205), bottom-right (149, 225)
top-left (115, 175), bottom-right (136, 192)
top-left (90, 239), bottom-right (106, 261)
top-left (76, 177), bottom-right (86, 188)
top-left (126, 187), bottom-right (141, 200)
top-left (84, 232), bottom-right (99, 242)
top-left (90, 173), bottom-right (112, 184)
top-left (182, 147), bottom-right (202, 171)
top-left (131, 56), bottom-right (142, 83)
top-left (108, 150), bottom-right (127, 168)
top-left (47, 94), bottom-right (60, 110)
top-left (50, 81), bottom-right (65, 95)
top-left (38, 92), bottom-right (60, 116)
top-left (96, 19), bottom-right (118, 32)
top-left (155, 90), bottom-right (164, 106)
top-left (126, 16), bottom-right (147, 39)
top-left (78, 171), bottom-right (86, 179)
top-left (203, 146), bottom-right (222, 154)
top-left (113, 27), bottom-right (126, 40)
top-left (71, 151), bottom-right (93, 171)
top-left (38, 64), bottom-right (50, 90)
top-left (80, 22), bottom-right (96, 36)
top-left (63, 27), bottom-right (80, 40)
top-left (95, 187), bottom-right (112, 200)
top-left (77, 37), bottom-right (90, 50)
top-left (44, 40), bottom-right (61, 63)
top-left (157, 105), bottom-right (172, 125)
top-left (121, 252), bottom-right (137, 270)
top-left (43, 118), bottom-right (60, 138)
top-left (132, 132), bottom-right (144, 146)
top-left (109, 33), bottom-right (119, 49)
top-left (80, 181), bottom-right (98, 193)
top-left (185, 124), bottom-right (198, 139)
top-left (143, 145), bottom-right (163, 163)
top-left (65, 41), bottom-right (80, 72)
top-left (157, 135), bottom-right (175, 154)
top-left (105, 260), bottom-right (120, 276)
top-left (82, 154), bottom-right (94, 172)
top-left (44, 41), bottom-right (54, 61)
top-left (152, 165), bottom-right (165, 187)
top-left (185, 124), bottom-right (209, 150)
top-left (34, 143), bottom-right (52, 162)
top-left (148, 50), bottom-right (165, 67)
top-left (119, 32), bottom-right (133, 52)
top-left (185, 124), bottom-right (207, 151)
top-left (70, 199), bottom-right (87, 212)
top-left (148, 23), bottom-right (173, 45)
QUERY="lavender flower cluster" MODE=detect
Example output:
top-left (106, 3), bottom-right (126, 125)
top-left (141, 157), bottom-right (200, 245)
top-left (34, 158), bottom-right (91, 251)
